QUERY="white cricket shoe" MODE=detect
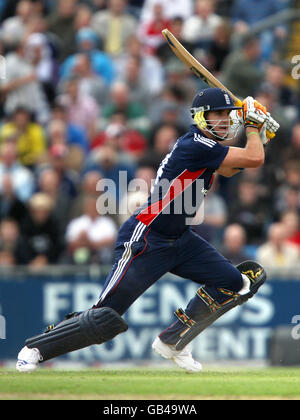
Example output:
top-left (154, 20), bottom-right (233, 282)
top-left (16, 346), bottom-right (42, 373)
top-left (152, 337), bottom-right (202, 373)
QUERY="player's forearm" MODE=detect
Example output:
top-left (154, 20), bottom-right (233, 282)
top-left (217, 167), bottom-right (242, 177)
top-left (244, 127), bottom-right (265, 166)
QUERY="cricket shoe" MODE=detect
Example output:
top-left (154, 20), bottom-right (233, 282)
top-left (16, 346), bottom-right (42, 373)
top-left (152, 337), bottom-right (202, 373)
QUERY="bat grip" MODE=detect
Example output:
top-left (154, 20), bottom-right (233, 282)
top-left (234, 100), bottom-right (275, 140)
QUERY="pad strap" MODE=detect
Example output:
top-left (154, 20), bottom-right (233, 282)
top-left (196, 287), bottom-right (240, 313)
top-left (175, 308), bottom-right (197, 327)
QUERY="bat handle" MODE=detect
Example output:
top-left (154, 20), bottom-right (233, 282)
top-left (266, 131), bottom-right (275, 140)
top-left (234, 99), bottom-right (275, 140)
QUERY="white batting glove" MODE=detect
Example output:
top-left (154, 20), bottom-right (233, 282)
top-left (229, 109), bottom-right (243, 132)
top-left (242, 96), bottom-right (268, 129)
top-left (259, 113), bottom-right (280, 145)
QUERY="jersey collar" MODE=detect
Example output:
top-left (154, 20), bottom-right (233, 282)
top-left (190, 124), bottom-right (205, 136)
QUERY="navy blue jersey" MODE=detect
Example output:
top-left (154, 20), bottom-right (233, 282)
top-left (135, 125), bottom-right (229, 237)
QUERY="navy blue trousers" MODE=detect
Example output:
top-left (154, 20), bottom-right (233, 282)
top-left (96, 216), bottom-right (243, 345)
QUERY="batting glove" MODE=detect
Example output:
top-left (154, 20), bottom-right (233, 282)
top-left (259, 112), bottom-right (280, 145)
top-left (242, 96), bottom-right (267, 129)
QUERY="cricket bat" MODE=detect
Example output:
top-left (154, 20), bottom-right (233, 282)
top-left (162, 29), bottom-right (274, 139)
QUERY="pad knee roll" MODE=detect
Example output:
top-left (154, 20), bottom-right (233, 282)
top-left (25, 307), bottom-right (128, 362)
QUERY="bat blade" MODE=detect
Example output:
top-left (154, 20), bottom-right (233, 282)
top-left (162, 29), bottom-right (275, 139)
top-left (162, 29), bottom-right (242, 106)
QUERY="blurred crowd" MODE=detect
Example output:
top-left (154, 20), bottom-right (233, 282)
top-left (0, 0), bottom-right (299, 272)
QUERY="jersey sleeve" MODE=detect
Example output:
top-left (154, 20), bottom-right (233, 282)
top-left (185, 133), bottom-right (229, 172)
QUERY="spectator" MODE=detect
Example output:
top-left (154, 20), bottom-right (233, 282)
top-left (156, 16), bottom-right (195, 67)
top-left (138, 2), bottom-right (171, 54)
top-left (231, 0), bottom-right (284, 28)
top-left (37, 167), bottom-right (73, 231)
top-left (0, 107), bottom-right (46, 167)
top-left (193, 182), bottom-right (227, 245)
top-left (275, 185), bottom-right (300, 218)
top-left (0, 218), bottom-right (28, 266)
top-left (140, 0), bottom-right (193, 23)
top-left (92, 116), bottom-right (147, 160)
top-left (0, 40), bottom-right (50, 125)
top-left (118, 55), bottom-right (155, 109)
top-left (1, 0), bottom-right (33, 48)
top-left (85, 0), bottom-right (107, 12)
top-left (221, 35), bottom-right (264, 99)
top-left (221, 224), bottom-right (250, 265)
top-left (285, 124), bottom-right (300, 162)
top-left (134, 165), bottom-right (155, 195)
top-left (84, 144), bottom-right (136, 201)
top-left (281, 211), bottom-right (300, 250)
top-left (206, 20), bottom-right (232, 74)
top-left (25, 32), bottom-right (58, 105)
top-left (20, 193), bottom-right (65, 266)
top-left (149, 89), bottom-right (190, 138)
top-left (141, 124), bottom-right (178, 170)
top-left (47, 118), bottom-right (85, 173)
top-left (257, 223), bottom-right (299, 269)
top-left (228, 178), bottom-right (269, 244)
top-left (164, 60), bottom-right (198, 106)
top-left (100, 81), bottom-right (151, 139)
top-left (74, 3), bottom-right (92, 32)
top-left (91, 0), bottom-right (137, 57)
top-left (115, 35), bottom-right (164, 96)
top-left (60, 27), bottom-right (116, 87)
top-left (47, 118), bottom-right (68, 147)
top-left (50, 104), bottom-right (89, 154)
top-left (65, 194), bottom-right (117, 264)
top-left (47, 143), bottom-right (79, 200)
top-left (0, 174), bottom-right (28, 224)
top-left (182, 0), bottom-right (223, 50)
top-left (283, 160), bottom-right (300, 189)
top-left (58, 75), bottom-right (100, 142)
top-left (262, 63), bottom-right (298, 108)
top-left (0, 0), bottom-right (21, 22)
top-left (119, 164), bottom-right (155, 224)
top-left (255, 87), bottom-right (296, 140)
top-left (47, 0), bottom-right (78, 62)
top-left (231, 0), bottom-right (287, 60)
top-left (70, 170), bottom-right (104, 220)
top-left (71, 53), bottom-right (109, 107)
top-left (0, 141), bottom-right (35, 202)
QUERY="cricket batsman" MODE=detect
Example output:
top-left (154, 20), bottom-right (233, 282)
top-left (16, 88), bottom-right (279, 373)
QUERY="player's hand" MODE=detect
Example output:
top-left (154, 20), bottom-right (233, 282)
top-left (242, 97), bottom-right (267, 129)
top-left (259, 112), bottom-right (280, 145)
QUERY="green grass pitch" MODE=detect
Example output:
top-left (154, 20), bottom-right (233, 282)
top-left (1, 368), bottom-right (300, 400)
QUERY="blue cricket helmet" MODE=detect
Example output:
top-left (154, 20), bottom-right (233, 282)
top-left (190, 88), bottom-right (242, 141)
top-left (190, 87), bottom-right (241, 117)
